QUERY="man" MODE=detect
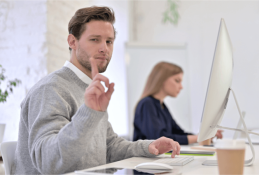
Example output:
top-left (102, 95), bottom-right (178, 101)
top-left (12, 6), bottom-right (180, 174)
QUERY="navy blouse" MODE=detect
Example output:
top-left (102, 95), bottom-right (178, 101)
top-left (133, 96), bottom-right (192, 145)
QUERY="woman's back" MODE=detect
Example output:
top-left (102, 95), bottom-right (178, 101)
top-left (133, 96), bottom-right (189, 144)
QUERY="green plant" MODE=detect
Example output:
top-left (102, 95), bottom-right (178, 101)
top-left (162, 0), bottom-right (180, 26)
top-left (0, 64), bottom-right (21, 103)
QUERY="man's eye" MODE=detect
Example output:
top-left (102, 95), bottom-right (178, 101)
top-left (91, 39), bottom-right (98, 41)
top-left (107, 41), bottom-right (113, 44)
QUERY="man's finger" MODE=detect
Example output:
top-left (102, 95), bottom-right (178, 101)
top-left (169, 141), bottom-right (178, 158)
top-left (149, 144), bottom-right (159, 155)
top-left (92, 81), bottom-right (105, 93)
top-left (87, 86), bottom-right (103, 102)
top-left (90, 57), bottom-right (99, 79)
top-left (169, 139), bottom-right (176, 150)
top-left (105, 83), bottom-right (115, 99)
top-left (93, 74), bottom-right (109, 88)
top-left (172, 141), bottom-right (181, 155)
top-left (177, 142), bottom-right (181, 155)
top-left (171, 147), bottom-right (177, 158)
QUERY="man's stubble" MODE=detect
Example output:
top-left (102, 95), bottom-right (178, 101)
top-left (77, 43), bottom-right (110, 73)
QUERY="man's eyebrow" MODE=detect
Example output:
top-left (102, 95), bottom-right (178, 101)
top-left (89, 35), bottom-right (101, 37)
top-left (88, 35), bottom-right (115, 40)
top-left (107, 37), bottom-right (115, 40)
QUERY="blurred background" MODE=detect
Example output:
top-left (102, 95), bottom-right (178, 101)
top-left (0, 0), bottom-right (259, 143)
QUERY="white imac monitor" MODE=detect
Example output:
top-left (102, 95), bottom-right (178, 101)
top-left (197, 19), bottom-right (255, 166)
top-left (197, 18), bottom-right (233, 142)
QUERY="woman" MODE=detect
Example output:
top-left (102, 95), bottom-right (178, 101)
top-left (133, 62), bottom-right (222, 145)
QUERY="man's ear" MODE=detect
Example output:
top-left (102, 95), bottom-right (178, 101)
top-left (67, 34), bottom-right (77, 50)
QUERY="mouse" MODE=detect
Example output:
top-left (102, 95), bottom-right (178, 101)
top-left (134, 162), bottom-right (173, 170)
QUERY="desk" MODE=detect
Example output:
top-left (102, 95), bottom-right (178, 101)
top-left (58, 145), bottom-right (259, 175)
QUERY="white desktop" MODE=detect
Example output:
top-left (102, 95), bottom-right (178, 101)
top-left (67, 144), bottom-right (259, 175)
top-left (197, 18), bottom-right (259, 166)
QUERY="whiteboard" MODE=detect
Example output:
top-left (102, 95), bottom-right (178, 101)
top-left (125, 42), bottom-right (192, 140)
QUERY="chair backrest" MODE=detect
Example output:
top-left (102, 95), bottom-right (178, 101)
top-left (0, 141), bottom-right (17, 175)
top-left (0, 124), bottom-right (5, 144)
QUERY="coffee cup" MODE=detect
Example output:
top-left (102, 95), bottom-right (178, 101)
top-left (199, 138), bottom-right (212, 146)
top-left (215, 140), bottom-right (246, 175)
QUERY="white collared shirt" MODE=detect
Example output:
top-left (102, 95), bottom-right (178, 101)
top-left (64, 61), bottom-right (92, 85)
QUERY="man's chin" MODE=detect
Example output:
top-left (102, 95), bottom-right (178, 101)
top-left (97, 62), bottom-right (109, 73)
top-left (98, 66), bottom-right (108, 73)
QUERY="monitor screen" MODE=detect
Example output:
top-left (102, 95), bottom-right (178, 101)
top-left (197, 19), bottom-right (234, 142)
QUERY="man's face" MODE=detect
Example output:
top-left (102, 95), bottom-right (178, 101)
top-left (76, 20), bottom-right (114, 73)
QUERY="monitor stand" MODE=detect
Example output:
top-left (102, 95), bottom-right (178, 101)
top-left (202, 88), bottom-right (257, 166)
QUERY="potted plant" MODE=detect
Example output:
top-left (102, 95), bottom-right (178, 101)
top-left (0, 65), bottom-right (21, 103)
top-left (0, 64), bottom-right (21, 144)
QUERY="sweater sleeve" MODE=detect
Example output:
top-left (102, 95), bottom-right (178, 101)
top-left (106, 122), bottom-right (156, 163)
top-left (24, 84), bottom-right (106, 174)
top-left (135, 100), bottom-right (189, 145)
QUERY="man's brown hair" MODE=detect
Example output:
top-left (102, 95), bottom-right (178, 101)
top-left (68, 6), bottom-right (116, 51)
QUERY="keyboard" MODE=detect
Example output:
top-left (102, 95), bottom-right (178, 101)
top-left (152, 157), bottom-right (194, 166)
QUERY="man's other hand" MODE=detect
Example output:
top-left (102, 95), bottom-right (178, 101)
top-left (84, 57), bottom-right (115, 111)
top-left (148, 137), bottom-right (181, 158)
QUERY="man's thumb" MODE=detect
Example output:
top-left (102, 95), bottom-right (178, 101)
top-left (150, 145), bottom-right (159, 155)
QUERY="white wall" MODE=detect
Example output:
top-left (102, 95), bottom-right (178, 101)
top-left (125, 43), bottom-right (191, 140)
top-left (2, 0), bottom-right (258, 142)
top-left (89, 0), bottom-right (130, 138)
top-left (46, 0), bottom-right (90, 73)
top-left (0, 0), bottom-right (89, 142)
top-left (0, 0), bottom-right (48, 142)
top-left (0, 0), bottom-right (129, 141)
top-left (131, 1), bottom-right (259, 138)
top-left (0, 0), bottom-right (131, 142)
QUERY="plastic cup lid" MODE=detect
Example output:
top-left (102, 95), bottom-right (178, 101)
top-left (215, 139), bottom-right (246, 150)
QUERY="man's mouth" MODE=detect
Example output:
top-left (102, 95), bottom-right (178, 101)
top-left (96, 57), bottom-right (108, 61)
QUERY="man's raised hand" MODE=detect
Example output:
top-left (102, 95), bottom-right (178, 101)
top-left (84, 58), bottom-right (115, 111)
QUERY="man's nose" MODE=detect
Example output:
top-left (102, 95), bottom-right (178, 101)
top-left (98, 42), bottom-right (108, 53)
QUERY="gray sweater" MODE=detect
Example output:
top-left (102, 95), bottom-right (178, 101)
top-left (11, 67), bottom-right (154, 174)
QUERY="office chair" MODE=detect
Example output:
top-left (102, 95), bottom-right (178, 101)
top-left (0, 141), bottom-right (17, 175)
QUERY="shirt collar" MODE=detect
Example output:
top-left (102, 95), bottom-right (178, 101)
top-left (64, 61), bottom-right (92, 85)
